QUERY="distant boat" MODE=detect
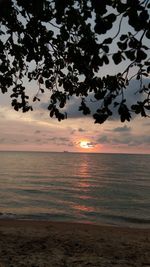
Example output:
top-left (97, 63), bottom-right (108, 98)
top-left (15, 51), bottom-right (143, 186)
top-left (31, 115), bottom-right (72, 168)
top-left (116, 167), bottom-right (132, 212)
top-left (63, 150), bottom-right (69, 153)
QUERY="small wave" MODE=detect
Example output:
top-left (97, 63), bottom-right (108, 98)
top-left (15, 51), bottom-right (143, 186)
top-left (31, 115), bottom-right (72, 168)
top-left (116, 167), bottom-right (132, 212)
top-left (0, 212), bottom-right (77, 222)
top-left (0, 212), bottom-right (16, 219)
top-left (103, 214), bottom-right (150, 226)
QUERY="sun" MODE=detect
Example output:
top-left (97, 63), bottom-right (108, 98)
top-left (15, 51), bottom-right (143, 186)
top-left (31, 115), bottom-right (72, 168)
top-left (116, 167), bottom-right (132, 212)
top-left (80, 140), bottom-right (92, 149)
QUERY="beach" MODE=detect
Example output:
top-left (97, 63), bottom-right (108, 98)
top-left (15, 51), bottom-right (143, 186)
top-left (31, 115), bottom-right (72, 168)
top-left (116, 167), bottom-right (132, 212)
top-left (0, 220), bottom-right (150, 267)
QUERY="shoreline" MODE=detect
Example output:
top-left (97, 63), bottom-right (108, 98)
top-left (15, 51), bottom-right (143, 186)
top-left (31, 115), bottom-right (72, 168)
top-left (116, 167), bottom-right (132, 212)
top-left (0, 217), bottom-right (150, 230)
top-left (0, 219), bottom-right (150, 267)
top-left (0, 216), bottom-right (150, 229)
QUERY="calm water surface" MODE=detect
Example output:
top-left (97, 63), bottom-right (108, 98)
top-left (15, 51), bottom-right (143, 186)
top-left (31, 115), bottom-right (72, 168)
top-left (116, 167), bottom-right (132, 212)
top-left (0, 151), bottom-right (150, 228)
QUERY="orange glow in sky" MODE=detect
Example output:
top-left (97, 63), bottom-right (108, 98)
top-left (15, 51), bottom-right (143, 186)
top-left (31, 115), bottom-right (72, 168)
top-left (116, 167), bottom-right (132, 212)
top-left (77, 139), bottom-right (100, 153)
top-left (0, 104), bottom-right (149, 154)
top-left (80, 140), bottom-right (92, 149)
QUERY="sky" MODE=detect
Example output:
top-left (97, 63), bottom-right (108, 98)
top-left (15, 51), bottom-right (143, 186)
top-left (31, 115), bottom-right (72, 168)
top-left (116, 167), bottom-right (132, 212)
top-left (0, 2), bottom-right (150, 154)
top-left (0, 83), bottom-right (150, 154)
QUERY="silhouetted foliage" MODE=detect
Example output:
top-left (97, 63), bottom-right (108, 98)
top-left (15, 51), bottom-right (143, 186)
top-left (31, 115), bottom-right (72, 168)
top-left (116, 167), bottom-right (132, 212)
top-left (0, 0), bottom-right (150, 123)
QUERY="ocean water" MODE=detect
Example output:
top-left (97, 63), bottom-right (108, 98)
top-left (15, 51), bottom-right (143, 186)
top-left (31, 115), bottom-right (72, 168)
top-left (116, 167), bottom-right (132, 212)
top-left (0, 151), bottom-right (150, 228)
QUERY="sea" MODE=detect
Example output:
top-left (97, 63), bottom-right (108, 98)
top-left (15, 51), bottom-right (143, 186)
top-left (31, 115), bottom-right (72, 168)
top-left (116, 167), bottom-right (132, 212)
top-left (0, 151), bottom-right (150, 228)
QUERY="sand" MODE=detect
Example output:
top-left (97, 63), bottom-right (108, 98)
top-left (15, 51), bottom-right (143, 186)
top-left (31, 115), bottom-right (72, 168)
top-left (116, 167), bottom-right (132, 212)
top-left (0, 220), bottom-right (150, 267)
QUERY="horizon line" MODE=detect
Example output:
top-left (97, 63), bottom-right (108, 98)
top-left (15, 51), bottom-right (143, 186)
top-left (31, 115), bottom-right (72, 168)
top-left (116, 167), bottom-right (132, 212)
top-left (0, 150), bottom-right (149, 156)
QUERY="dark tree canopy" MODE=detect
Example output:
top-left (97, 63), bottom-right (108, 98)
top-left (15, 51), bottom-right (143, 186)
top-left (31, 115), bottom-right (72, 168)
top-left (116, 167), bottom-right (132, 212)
top-left (0, 0), bottom-right (150, 123)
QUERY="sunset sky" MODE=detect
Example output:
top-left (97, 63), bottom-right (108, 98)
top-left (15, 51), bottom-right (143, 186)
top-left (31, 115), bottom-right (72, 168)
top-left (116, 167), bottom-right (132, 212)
top-left (0, 82), bottom-right (150, 154)
top-left (0, 2), bottom-right (150, 154)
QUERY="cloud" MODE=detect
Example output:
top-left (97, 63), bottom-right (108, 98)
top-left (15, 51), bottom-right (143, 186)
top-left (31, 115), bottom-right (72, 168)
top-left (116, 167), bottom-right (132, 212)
top-left (70, 129), bottom-right (76, 134)
top-left (96, 131), bottom-right (150, 147)
top-left (38, 79), bottom-right (150, 123)
top-left (46, 136), bottom-right (71, 146)
top-left (40, 95), bottom-right (99, 119)
top-left (113, 125), bottom-right (131, 132)
top-left (69, 127), bottom-right (86, 135)
top-left (86, 142), bottom-right (96, 148)
top-left (128, 135), bottom-right (150, 146)
top-left (78, 128), bottom-right (86, 132)
top-left (142, 121), bottom-right (150, 127)
top-left (0, 77), bottom-right (149, 153)
top-left (53, 137), bottom-right (70, 142)
top-left (35, 130), bottom-right (41, 134)
top-left (67, 142), bottom-right (75, 147)
top-left (96, 135), bottom-right (108, 144)
top-left (111, 134), bottom-right (150, 146)
top-left (111, 136), bottom-right (131, 145)
top-left (77, 140), bottom-right (97, 148)
top-left (0, 138), bottom-right (5, 143)
top-left (24, 139), bottom-right (29, 142)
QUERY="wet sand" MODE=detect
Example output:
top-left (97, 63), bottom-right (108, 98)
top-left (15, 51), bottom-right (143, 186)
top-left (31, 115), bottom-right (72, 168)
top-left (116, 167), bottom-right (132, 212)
top-left (0, 219), bottom-right (150, 267)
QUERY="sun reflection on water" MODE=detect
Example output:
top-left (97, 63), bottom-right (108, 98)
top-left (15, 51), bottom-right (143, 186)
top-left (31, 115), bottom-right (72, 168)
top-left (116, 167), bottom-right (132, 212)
top-left (76, 157), bottom-right (91, 192)
top-left (78, 159), bottom-right (90, 178)
top-left (73, 204), bottom-right (95, 212)
top-left (72, 155), bottom-right (97, 216)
